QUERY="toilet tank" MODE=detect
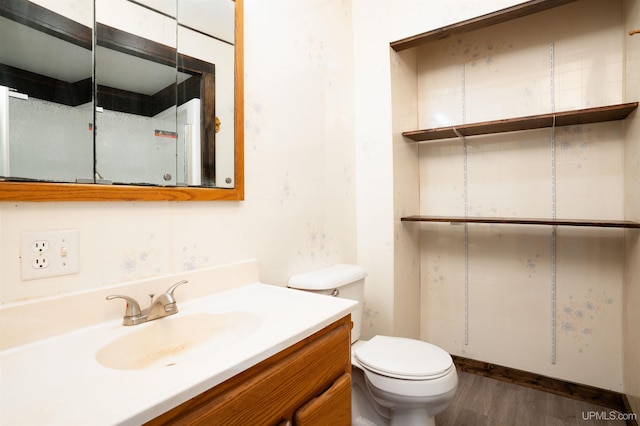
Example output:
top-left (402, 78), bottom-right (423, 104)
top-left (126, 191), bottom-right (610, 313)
top-left (288, 264), bottom-right (366, 343)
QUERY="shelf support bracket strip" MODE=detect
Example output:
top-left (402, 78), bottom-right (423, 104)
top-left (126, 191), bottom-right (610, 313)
top-left (458, 63), bottom-right (470, 346)
top-left (550, 42), bottom-right (557, 365)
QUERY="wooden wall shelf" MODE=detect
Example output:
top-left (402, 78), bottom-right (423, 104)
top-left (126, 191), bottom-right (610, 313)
top-left (390, 0), bottom-right (579, 52)
top-left (401, 216), bottom-right (640, 229)
top-left (402, 103), bottom-right (638, 142)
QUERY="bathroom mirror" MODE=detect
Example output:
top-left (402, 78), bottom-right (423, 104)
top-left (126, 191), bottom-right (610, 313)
top-left (0, 0), bottom-right (244, 201)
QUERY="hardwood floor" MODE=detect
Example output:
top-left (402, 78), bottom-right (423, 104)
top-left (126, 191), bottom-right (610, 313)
top-left (435, 371), bottom-right (629, 426)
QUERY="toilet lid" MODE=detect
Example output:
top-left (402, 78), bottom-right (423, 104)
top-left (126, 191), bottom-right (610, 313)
top-left (354, 335), bottom-right (453, 380)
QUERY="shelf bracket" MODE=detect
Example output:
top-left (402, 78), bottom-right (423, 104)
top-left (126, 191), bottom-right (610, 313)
top-left (460, 63), bottom-right (470, 346)
top-left (550, 42), bottom-right (557, 365)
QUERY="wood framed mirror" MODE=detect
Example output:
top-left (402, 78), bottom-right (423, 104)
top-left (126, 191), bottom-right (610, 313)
top-left (0, 0), bottom-right (243, 201)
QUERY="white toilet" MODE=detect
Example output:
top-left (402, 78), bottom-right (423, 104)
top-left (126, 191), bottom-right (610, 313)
top-left (288, 264), bottom-right (458, 426)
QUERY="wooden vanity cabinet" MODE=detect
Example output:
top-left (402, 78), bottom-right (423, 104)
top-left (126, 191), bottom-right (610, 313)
top-left (144, 315), bottom-right (352, 426)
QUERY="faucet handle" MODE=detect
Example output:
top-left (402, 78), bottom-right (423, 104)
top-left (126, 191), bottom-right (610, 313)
top-left (164, 280), bottom-right (188, 300)
top-left (106, 295), bottom-right (142, 318)
top-left (157, 280), bottom-right (188, 315)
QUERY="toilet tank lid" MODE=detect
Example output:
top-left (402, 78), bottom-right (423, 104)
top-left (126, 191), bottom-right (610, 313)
top-left (288, 264), bottom-right (367, 290)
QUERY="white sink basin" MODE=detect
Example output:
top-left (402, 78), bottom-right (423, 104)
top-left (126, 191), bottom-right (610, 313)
top-left (96, 311), bottom-right (261, 370)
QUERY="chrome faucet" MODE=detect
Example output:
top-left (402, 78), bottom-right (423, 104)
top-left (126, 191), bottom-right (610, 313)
top-left (106, 280), bottom-right (188, 326)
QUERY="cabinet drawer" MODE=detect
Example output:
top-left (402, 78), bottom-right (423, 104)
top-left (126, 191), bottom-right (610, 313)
top-left (294, 373), bottom-right (351, 426)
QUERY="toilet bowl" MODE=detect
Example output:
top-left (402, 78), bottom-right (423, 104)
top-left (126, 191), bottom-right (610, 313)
top-left (288, 264), bottom-right (458, 426)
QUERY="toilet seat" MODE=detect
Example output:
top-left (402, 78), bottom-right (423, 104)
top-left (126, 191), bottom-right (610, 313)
top-left (354, 336), bottom-right (454, 380)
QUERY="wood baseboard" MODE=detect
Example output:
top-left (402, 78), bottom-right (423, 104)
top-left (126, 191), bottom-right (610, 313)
top-left (452, 355), bottom-right (638, 425)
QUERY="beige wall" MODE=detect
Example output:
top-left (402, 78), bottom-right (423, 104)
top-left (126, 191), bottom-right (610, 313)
top-left (391, 46), bottom-right (420, 340)
top-left (623, 0), bottom-right (640, 414)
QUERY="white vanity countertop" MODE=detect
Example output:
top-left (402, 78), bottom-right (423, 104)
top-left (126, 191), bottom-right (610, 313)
top-left (0, 283), bottom-right (356, 426)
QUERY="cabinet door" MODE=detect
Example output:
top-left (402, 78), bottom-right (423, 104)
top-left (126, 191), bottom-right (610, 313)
top-left (294, 373), bottom-right (351, 426)
top-left (145, 315), bottom-right (351, 426)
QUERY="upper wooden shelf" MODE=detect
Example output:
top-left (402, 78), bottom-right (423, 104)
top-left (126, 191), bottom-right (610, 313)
top-left (401, 216), bottom-right (640, 229)
top-left (391, 0), bottom-right (579, 51)
top-left (402, 103), bottom-right (638, 142)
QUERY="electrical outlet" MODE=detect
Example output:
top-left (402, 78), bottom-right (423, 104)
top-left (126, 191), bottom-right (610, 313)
top-left (32, 256), bottom-right (50, 269)
top-left (21, 230), bottom-right (80, 280)
top-left (32, 240), bottom-right (50, 253)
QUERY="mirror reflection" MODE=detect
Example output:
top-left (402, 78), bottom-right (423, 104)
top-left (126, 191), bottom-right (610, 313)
top-left (0, 0), bottom-right (236, 189)
top-left (95, 0), bottom-right (180, 186)
top-left (0, 0), bottom-right (93, 182)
